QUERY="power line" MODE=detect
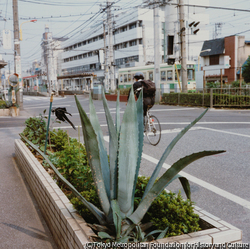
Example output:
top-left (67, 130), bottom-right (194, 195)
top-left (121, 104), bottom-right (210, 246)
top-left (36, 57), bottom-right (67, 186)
top-left (19, 0), bottom-right (99, 6)
top-left (167, 3), bottom-right (250, 13)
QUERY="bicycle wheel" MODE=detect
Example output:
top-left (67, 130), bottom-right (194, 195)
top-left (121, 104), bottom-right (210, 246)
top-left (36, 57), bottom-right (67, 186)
top-left (145, 115), bottom-right (161, 146)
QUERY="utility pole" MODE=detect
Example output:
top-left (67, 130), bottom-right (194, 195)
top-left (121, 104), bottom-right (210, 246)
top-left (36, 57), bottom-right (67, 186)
top-left (179, 0), bottom-right (187, 92)
top-left (12, 0), bottom-right (23, 109)
top-left (107, 1), bottom-right (115, 91)
top-left (142, 24), bottom-right (147, 64)
top-left (103, 21), bottom-right (109, 92)
top-left (154, 2), bottom-right (161, 103)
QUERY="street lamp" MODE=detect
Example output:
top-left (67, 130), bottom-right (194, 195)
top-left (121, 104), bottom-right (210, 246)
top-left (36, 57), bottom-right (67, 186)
top-left (20, 19), bottom-right (37, 41)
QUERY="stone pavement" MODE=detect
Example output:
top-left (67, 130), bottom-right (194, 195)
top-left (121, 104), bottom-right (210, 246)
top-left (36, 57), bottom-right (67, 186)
top-left (0, 109), bottom-right (58, 249)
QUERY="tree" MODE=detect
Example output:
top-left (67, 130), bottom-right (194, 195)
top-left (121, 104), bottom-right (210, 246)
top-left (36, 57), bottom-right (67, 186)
top-left (242, 56), bottom-right (250, 83)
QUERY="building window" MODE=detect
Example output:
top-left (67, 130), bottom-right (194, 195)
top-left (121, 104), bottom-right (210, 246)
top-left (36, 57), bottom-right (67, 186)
top-left (88, 52), bottom-right (93, 57)
top-left (149, 71), bottom-right (154, 81)
top-left (129, 22), bottom-right (136, 29)
top-left (167, 70), bottom-right (173, 81)
top-left (168, 36), bottom-right (174, 55)
top-left (83, 53), bottom-right (87, 58)
top-left (120, 74), bottom-right (123, 83)
top-left (161, 71), bottom-right (166, 81)
top-left (139, 39), bottom-right (143, 44)
top-left (78, 43), bottom-right (82, 47)
top-left (78, 54), bottom-right (83, 59)
top-left (122, 42), bottom-right (127, 48)
top-left (90, 64), bottom-right (96, 69)
top-left (138, 20), bottom-right (142, 27)
top-left (74, 44), bottom-right (77, 48)
top-left (188, 69), bottom-right (194, 80)
top-left (128, 74), bottom-right (132, 82)
top-left (120, 26), bottom-right (127, 33)
top-left (70, 57), bottom-right (73, 61)
top-left (83, 41), bottom-right (86, 45)
top-left (209, 55), bottom-right (220, 65)
top-left (114, 29), bottom-right (119, 35)
top-left (88, 39), bottom-right (93, 44)
top-left (124, 74), bottom-right (128, 82)
top-left (93, 36), bottom-right (98, 42)
top-left (129, 40), bottom-right (137, 46)
top-left (99, 34), bottom-right (103, 40)
top-left (74, 56), bottom-right (77, 60)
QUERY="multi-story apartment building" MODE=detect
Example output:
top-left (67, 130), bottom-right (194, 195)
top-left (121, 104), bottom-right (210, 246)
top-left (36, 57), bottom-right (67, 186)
top-left (57, 3), bottom-right (210, 91)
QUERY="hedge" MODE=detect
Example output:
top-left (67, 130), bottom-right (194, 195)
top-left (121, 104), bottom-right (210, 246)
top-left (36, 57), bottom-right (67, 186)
top-left (161, 93), bottom-right (250, 108)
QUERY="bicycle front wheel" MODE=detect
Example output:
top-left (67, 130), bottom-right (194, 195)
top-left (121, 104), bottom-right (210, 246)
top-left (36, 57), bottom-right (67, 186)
top-left (145, 115), bottom-right (161, 146)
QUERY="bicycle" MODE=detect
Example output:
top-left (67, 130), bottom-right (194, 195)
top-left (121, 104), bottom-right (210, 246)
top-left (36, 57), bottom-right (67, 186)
top-left (144, 110), bottom-right (161, 146)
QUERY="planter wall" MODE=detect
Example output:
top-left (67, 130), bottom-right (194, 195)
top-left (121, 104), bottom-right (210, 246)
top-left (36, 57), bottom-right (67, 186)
top-left (15, 139), bottom-right (242, 248)
top-left (0, 107), bottom-right (19, 117)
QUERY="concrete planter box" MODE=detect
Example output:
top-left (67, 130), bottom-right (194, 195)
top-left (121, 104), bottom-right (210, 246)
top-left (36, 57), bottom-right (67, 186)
top-left (15, 139), bottom-right (242, 248)
top-left (0, 107), bottom-right (19, 117)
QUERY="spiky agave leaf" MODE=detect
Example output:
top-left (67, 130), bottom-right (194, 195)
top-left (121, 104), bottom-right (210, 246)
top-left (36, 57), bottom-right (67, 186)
top-left (131, 90), bottom-right (144, 210)
top-left (89, 93), bottom-right (111, 201)
top-left (116, 90), bottom-right (120, 136)
top-left (142, 108), bottom-right (209, 200)
top-left (111, 200), bottom-right (122, 239)
top-left (117, 87), bottom-right (139, 217)
top-left (101, 88), bottom-right (119, 200)
top-left (75, 95), bottom-right (110, 217)
top-left (129, 150), bottom-right (225, 224)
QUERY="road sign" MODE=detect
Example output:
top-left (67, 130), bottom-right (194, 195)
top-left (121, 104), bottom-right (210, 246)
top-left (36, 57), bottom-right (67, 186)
top-left (1, 74), bottom-right (5, 80)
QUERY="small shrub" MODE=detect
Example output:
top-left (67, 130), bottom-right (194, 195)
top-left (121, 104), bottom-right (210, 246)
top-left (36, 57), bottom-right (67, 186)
top-left (22, 115), bottom-right (47, 146)
top-left (49, 139), bottom-right (92, 192)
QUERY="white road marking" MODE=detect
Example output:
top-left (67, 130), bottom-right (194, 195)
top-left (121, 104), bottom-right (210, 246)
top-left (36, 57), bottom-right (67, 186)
top-left (26, 104), bottom-right (71, 109)
top-left (161, 122), bottom-right (250, 125)
top-left (141, 153), bottom-right (250, 210)
top-left (201, 127), bottom-right (250, 138)
top-left (151, 108), bottom-right (198, 112)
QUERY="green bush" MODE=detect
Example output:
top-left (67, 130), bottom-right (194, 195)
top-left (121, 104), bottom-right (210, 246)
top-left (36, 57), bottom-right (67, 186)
top-left (0, 100), bottom-right (7, 109)
top-left (49, 129), bottom-right (69, 151)
top-left (22, 115), bottom-right (47, 146)
top-left (49, 139), bottom-right (92, 192)
top-left (162, 93), bottom-right (210, 107)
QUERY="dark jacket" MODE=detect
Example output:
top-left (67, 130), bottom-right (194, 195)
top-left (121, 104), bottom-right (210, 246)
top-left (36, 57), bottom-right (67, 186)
top-left (128, 80), bottom-right (155, 116)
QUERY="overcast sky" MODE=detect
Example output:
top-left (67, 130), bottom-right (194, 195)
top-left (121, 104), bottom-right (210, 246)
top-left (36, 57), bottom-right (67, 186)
top-left (0, 0), bottom-right (249, 72)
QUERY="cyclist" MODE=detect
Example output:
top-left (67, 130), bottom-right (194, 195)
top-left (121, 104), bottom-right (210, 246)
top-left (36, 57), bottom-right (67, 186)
top-left (128, 72), bottom-right (155, 120)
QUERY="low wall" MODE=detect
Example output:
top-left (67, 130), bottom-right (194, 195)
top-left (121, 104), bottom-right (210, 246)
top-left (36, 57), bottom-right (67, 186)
top-left (15, 139), bottom-right (94, 249)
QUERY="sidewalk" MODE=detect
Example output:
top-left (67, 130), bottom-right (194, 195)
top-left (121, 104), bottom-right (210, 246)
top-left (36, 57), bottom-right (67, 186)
top-left (0, 110), bottom-right (57, 248)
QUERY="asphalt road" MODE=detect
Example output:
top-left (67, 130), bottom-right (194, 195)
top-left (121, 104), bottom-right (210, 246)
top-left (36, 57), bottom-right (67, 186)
top-left (1, 94), bottom-right (250, 243)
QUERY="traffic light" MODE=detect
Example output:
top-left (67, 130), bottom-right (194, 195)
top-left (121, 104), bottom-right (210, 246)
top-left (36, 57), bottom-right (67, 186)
top-left (167, 58), bottom-right (175, 65)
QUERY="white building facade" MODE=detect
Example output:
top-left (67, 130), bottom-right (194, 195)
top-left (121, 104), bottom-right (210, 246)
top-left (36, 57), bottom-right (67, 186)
top-left (60, 3), bottom-right (210, 91)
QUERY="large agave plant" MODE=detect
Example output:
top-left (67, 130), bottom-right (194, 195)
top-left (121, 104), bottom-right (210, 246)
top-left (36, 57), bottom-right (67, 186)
top-left (74, 88), bottom-right (225, 241)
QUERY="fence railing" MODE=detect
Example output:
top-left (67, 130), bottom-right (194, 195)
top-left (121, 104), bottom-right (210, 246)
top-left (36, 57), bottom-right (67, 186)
top-left (161, 87), bottom-right (250, 108)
